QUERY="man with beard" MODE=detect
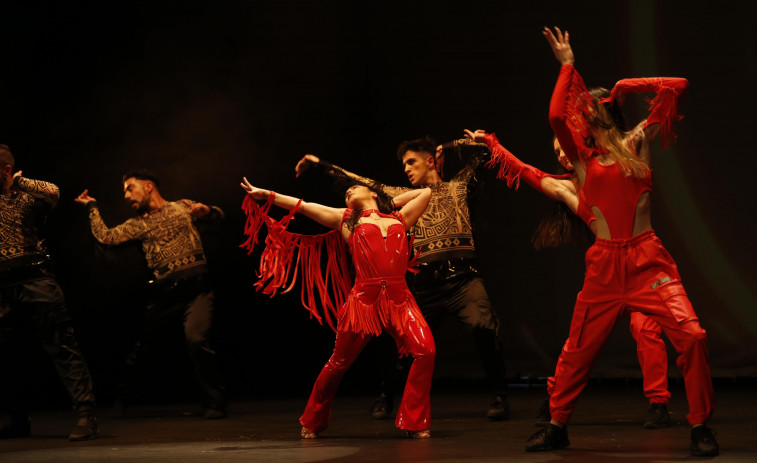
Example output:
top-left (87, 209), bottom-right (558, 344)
top-left (0, 145), bottom-right (98, 440)
top-left (75, 169), bottom-right (226, 419)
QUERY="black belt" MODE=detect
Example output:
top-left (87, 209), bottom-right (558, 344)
top-left (410, 257), bottom-right (480, 287)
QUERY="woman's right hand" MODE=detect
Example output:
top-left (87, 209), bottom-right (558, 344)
top-left (543, 26), bottom-right (575, 66)
top-left (240, 177), bottom-right (270, 200)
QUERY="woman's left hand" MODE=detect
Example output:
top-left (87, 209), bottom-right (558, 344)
top-left (241, 177), bottom-right (270, 200)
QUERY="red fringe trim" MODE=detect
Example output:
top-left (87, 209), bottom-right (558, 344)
top-left (645, 87), bottom-right (683, 149)
top-left (240, 195), bottom-right (352, 332)
top-left (484, 133), bottom-right (572, 191)
top-left (484, 133), bottom-right (528, 190)
top-left (338, 288), bottom-right (424, 356)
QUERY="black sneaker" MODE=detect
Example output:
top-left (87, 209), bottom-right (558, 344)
top-left (0, 416), bottom-right (31, 439)
top-left (644, 403), bottom-right (672, 429)
top-left (535, 396), bottom-right (551, 426)
top-left (690, 425), bottom-right (719, 456)
top-left (370, 393), bottom-right (393, 420)
top-left (486, 396), bottom-right (510, 420)
top-left (68, 414), bottom-right (98, 441)
top-left (526, 423), bottom-right (570, 452)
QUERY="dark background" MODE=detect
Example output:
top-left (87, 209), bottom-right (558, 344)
top-left (2, 0), bottom-right (755, 407)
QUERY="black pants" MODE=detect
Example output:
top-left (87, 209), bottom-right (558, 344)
top-left (117, 274), bottom-right (226, 409)
top-left (378, 260), bottom-right (508, 398)
top-left (0, 276), bottom-right (96, 418)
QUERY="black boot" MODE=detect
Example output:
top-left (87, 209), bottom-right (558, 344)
top-left (370, 393), bottom-right (393, 420)
top-left (68, 413), bottom-right (98, 441)
top-left (690, 425), bottom-right (719, 456)
top-left (643, 403), bottom-right (671, 429)
top-left (526, 423), bottom-right (569, 452)
top-left (486, 396), bottom-right (510, 420)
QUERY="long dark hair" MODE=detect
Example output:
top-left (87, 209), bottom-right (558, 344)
top-left (531, 163), bottom-right (593, 249)
top-left (342, 180), bottom-right (395, 232)
top-left (531, 199), bottom-right (594, 249)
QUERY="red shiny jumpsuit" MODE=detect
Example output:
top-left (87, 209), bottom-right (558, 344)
top-left (546, 65), bottom-right (714, 426)
top-left (300, 209), bottom-right (436, 433)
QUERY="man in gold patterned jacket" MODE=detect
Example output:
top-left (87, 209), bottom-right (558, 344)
top-left (294, 136), bottom-right (510, 421)
top-left (76, 169), bottom-right (226, 419)
top-left (0, 145), bottom-right (98, 440)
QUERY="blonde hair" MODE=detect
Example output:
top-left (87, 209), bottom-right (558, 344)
top-left (587, 100), bottom-right (650, 179)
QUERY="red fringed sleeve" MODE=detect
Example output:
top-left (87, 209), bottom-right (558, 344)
top-left (240, 194), bottom-right (352, 332)
top-left (483, 133), bottom-right (571, 193)
top-left (549, 64), bottom-right (596, 163)
top-left (603, 77), bottom-right (688, 149)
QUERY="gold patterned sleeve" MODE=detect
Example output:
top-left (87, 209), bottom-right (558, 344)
top-left (319, 161), bottom-right (409, 197)
top-left (14, 176), bottom-right (60, 207)
top-left (88, 206), bottom-right (146, 245)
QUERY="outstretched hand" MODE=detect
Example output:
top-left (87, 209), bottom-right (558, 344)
top-left (464, 129), bottom-right (487, 143)
top-left (74, 189), bottom-right (96, 205)
top-left (543, 26), bottom-right (575, 66)
top-left (181, 199), bottom-right (211, 217)
top-left (240, 177), bottom-right (270, 200)
top-left (295, 154), bottom-right (320, 178)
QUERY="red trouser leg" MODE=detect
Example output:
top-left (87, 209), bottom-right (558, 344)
top-left (624, 235), bottom-right (714, 425)
top-left (629, 312), bottom-right (670, 404)
top-left (387, 305), bottom-right (436, 432)
top-left (299, 330), bottom-right (371, 433)
top-left (549, 296), bottom-right (625, 424)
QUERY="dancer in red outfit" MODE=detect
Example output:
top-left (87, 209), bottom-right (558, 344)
top-left (467, 128), bottom-right (672, 428)
top-left (240, 178), bottom-right (435, 439)
top-left (510, 27), bottom-right (718, 456)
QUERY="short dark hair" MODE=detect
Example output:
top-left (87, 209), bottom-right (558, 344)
top-left (396, 136), bottom-right (436, 161)
top-left (122, 169), bottom-right (160, 188)
top-left (0, 144), bottom-right (15, 168)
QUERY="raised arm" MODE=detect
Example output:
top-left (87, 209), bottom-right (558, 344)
top-left (605, 77), bottom-right (688, 149)
top-left (74, 189), bottom-right (146, 245)
top-left (241, 177), bottom-right (345, 230)
top-left (543, 27), bottom-right (592, 164)
top-left (392, 188), bottom-right (431, 229)
top-left (13, 171), bottom-right (60, 207)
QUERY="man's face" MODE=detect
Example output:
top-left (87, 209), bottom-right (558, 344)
top-left (123, 177), bottom-right (151, 212)
top-left (0, 164), bottom-right (12, 194)
top-left (402, 150), bottom-right (435, 187)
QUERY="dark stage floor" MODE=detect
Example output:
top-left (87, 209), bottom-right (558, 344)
top-left (2, 383), bottom-right (755, 462)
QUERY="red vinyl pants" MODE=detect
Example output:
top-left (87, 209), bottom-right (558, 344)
top-left (300, 305), bottom-right (435, 433)
top-left (549, 231), bottom-right (713, 426)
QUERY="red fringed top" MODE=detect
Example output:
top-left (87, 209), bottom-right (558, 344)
top-left (549, 65), bottom-right (684, 239)
top-left (241, 194), bottom-right (351, 332)
top-left (241, 196), bottom-right (423, 339)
